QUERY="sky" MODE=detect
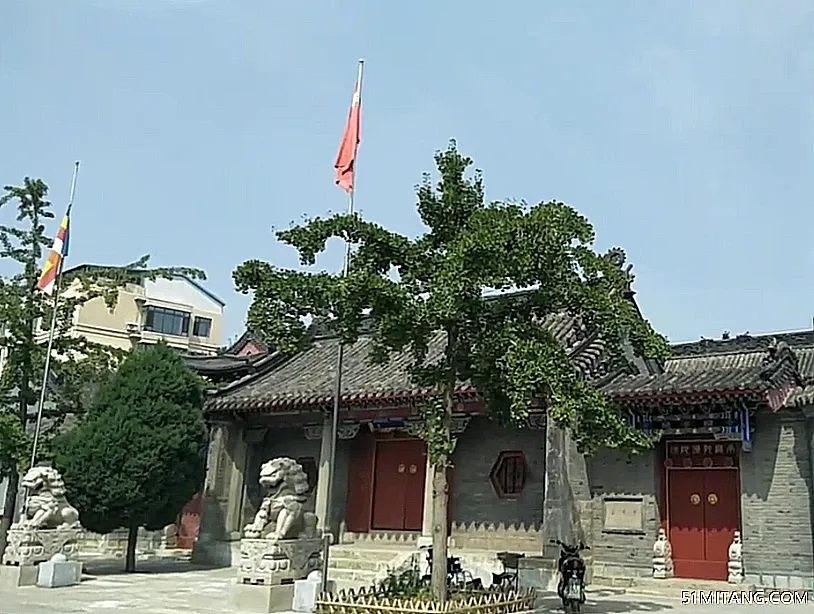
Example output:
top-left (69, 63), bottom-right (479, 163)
top-left (2, 1), bottom-right (813, 346)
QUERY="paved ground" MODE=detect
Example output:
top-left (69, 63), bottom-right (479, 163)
top-left (0, 558), bottom-right (808, 613)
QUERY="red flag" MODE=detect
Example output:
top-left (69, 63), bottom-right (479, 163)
top-left (334, 70), bottom-right (362, 193)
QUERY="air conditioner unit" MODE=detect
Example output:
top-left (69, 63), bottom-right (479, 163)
top-left (125, 322), bottom-right (142, 336)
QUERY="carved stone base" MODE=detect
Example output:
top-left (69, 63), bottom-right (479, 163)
top-left (2, 526), bottom-right (82, 567)
top-left (237, 538), bottom-right (322, 586)
top-left (234, 582), bottom-right (294, 613)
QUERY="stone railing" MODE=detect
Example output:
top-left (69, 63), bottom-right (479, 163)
top-left (76, 525), bottom-right (181, 558)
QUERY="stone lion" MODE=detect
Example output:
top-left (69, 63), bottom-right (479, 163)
top-left (243, 457), bottom-right (317, 541)
top-left (18, 466), bottom-right (80, 530)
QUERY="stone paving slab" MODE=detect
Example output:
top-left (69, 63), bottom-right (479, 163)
top-left (0, 559), bottom-right (808, 614)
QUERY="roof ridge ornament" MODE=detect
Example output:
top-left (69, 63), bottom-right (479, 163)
top-left (603, 247), bottom-right (635, 293)
top-left (760, 337), bottom-right (804, 387)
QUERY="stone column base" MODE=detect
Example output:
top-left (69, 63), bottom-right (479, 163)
top-left (0, 564), bottom-right (39, 587)
top-left (238, 538), bottom-right (322, 585)
top-left (234, 583), bottom-right (294, 613)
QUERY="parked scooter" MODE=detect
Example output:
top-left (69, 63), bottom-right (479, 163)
top-left (550, 539), bottom-right (589, 613)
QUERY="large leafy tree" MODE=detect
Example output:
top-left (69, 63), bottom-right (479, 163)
top-left (53, 343), bottom-right (208, 572)
top-left (233, 142), bottom-right (669, 600)
top-left (0, 178), bottom-right (204, 557)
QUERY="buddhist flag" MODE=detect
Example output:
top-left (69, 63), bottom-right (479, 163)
top-left (334, 62), bottom-right (363, 193)
top-left (36, 206), bottom-right (71, 296)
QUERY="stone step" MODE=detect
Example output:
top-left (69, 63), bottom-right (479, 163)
top-left (329, 556), bottom-right (391, 573)
top-left (326, 568), bottom-right (378, 583)
top-left (330, 547), bottom-right (411, 562)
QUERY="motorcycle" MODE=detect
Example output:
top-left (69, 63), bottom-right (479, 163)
top-left (550, 539), bottom-right (589, 613)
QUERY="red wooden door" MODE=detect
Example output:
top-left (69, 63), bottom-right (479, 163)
top-left (669, 469), bottom-right (739, 581)
top-left (669, 470), bottom-right (705, 577)
top-left (403, 441), bottom-right (427, 531)
top-left (371, 439), bottom-right (427, 531)
top-left (176, 493), bottom-right (202, 549)
top-left (346, 430), bottom-right (376, 532)
top-left (372, 441), bottom-right (408, 529)
top-left (703, 470), bottom-right (739, 578)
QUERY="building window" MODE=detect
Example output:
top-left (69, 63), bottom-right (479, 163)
top-left (490, 450), bottom-right (528, 499)
top-left (296, 457), bottom-right (318, 495)
top-left (143, 306), bottom-right (190, 337)
top-left (192, 316), bottom-right (212, 338)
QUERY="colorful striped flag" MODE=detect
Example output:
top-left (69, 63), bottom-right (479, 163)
top-left (36, 206), bottom-right (71, 295)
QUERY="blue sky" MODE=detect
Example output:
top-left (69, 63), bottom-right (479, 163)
top-left (2, 1), bottom-right (813, 346)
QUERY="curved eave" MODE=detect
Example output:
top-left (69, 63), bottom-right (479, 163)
top-left (205, 385), bottom-right (481, 414)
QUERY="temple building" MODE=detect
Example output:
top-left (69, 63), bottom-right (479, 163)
top-left (191, 315), bottom-right (814, 590)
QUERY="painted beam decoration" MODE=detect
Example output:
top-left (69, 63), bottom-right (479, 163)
top-left (630, 405), bottom-right (756, 442)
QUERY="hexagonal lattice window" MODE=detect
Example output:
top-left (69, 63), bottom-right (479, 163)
top-left (490, 451), bottom-right (528, 499)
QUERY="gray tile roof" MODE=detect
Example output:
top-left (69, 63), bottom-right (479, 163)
top-left (207, 313), bottom-right (614, 413)
top-left (182, 331), bottom-right (270, 380)
top-left (601, 330), bottom-right (814, 407)
top-left (183, 353), bottom-right (266, 375)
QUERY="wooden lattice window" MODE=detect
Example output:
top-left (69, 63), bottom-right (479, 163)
top-left (297, 457), bottom-right (318, 495)
top-left (490, 451), bottom-right (528, 499)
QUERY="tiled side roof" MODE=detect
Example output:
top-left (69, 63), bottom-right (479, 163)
top-left (182, 331), bottom-right (271, 380)
top-left (207, 312), bottom-right (614, 413)
top-left (224, 331), bottom-right (269, 356)
top-left (602, 330), bottom-right (814, 407)
top-left (183, 353), bottom-right (266, 375)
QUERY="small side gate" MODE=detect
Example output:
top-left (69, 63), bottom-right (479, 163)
top-left (176, 493), bottom-right (202, 550)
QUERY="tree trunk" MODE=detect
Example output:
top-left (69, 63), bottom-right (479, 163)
top-left (430, 380), bottom-right (454, 603)
top-left (0, 469), bottom-right (20, 558)
top-left (125, 525), bottom-right (138, 573)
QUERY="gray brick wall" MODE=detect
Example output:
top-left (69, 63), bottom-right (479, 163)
top-left (740, 409), bottom-right (813, 586)
top-left (451, 417), bottom-right (545, 528)
top-left (583, 448), bottom-right (660, 577)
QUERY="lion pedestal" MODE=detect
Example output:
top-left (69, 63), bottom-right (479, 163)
top-left (1, 467), bottom-right (82, 588)
top-left (234, 458), bottom-right (322, 613)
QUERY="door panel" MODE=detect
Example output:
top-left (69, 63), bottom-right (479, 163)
top-left (668, 468), bottom-right (740, 581)
top-left (703, 470), bottom-right (739, 577)
top-left (403, 441), bottom-right (426, 531)
top-left (175, 493), bottom-right (201, 549)
top-left (668, 470), bottom-right (705, 578)
top-left (372, 441), bottom-right (408, 529)
top-left (346, 430), bottom-right (376, 532)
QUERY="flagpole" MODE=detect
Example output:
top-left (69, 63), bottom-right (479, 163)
top-left (321, 58), bottom-right (364, 594)
top-left (29, 161), bottom-right (80, 471)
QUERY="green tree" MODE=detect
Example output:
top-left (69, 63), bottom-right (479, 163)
top-left (232, 141), bottom-right (670, 600)
top-left (0, 178), bottom-right (204, 558)
top-left (53, 343), bottom-right (208, 572)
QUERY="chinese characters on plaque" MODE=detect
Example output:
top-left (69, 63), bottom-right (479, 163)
top-left (664, 441), bottom-right (738, 468)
